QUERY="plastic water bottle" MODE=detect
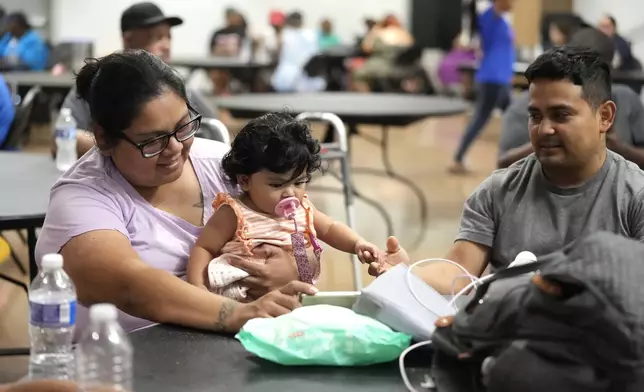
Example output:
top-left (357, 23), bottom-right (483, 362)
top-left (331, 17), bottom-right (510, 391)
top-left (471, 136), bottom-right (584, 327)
top-left (55, 108), bottom-right (77, 172)
top-left (28, 254), bottom-right (77, 381)
top-left (77, 304), bottom-right (133, 392)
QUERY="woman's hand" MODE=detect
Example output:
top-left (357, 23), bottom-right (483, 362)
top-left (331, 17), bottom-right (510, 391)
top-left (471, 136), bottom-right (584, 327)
top-left (228, 281), bottom-right (318, 330)
top-left (229, 244), bottom-right (300, 299)
top-left (367, 236), bottom-right (410, 277)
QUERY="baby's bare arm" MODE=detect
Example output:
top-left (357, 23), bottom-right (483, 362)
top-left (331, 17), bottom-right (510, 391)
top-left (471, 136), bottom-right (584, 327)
top-left (187, 204), bottom-right (237, 289)
top-left (313, 209), bottom-right (361, 253)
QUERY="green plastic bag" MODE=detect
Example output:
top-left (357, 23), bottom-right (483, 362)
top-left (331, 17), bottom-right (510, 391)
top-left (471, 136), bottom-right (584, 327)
top-left (235, 304), bottom-right (412, 366)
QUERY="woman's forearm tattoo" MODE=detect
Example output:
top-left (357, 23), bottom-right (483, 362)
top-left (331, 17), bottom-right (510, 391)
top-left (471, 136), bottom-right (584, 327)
top-left (214, 299), bottom-right (238, 331)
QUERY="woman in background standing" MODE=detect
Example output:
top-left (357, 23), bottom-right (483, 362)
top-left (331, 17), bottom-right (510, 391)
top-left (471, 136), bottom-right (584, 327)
top-left (449, 0), bottom-right (515, 174)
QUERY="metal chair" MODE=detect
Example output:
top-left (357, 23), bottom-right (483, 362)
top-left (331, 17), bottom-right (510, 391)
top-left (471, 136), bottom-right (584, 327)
top-left (0, 86), bottom-right (41, 150)
top-left (295, 112), bottom-right (362, 290)
top-left (197, 117), bottom-right (231, 145)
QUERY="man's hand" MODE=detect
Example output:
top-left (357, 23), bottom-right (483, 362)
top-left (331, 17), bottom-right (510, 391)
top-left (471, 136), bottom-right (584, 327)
top-left (230, 244), bottom-right (299, 299)
top-left (367, 236), bottom-right (409, 277)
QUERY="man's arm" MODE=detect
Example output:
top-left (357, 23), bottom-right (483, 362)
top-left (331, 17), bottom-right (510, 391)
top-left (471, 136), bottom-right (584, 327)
top-left (415, 240), bottom-right (490, 294)
top-left (612, 87), bottom-right (644, 168)
top-left (498, 142), bottom-right (533, 168)
top-left (607, 135), bottom-right (644, 168)
top-left (417, 174), bottom-right (499, 293)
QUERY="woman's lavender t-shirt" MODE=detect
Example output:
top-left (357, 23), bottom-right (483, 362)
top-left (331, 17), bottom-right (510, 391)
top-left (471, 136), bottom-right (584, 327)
top-left (35, 138), bottom-right (234, 337)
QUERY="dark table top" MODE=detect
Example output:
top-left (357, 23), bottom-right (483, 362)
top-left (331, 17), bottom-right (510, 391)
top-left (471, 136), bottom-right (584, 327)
top-left (459, 61), bottom-right (644, 84)
top-left (169, 56), bottom-right (275, 70)
top-left (0, 152), bottom-right (60, 228)
top-left (131, 325), bottom-right (431, 392)
top-left (321, 45), bottom-right (359, 59)
top-left (3, 72), bottom-right (76, 89)
top-left (217, 93), bottom-right (469, 126)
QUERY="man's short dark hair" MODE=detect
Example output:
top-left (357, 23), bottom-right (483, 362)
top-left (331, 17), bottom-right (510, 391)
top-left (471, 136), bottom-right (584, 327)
top-left (568, 28), bottom-right (616, 65)
top-left (606, 14), bottom-right (617, 28)
top-left (525, 46), bottom-right (611, 109)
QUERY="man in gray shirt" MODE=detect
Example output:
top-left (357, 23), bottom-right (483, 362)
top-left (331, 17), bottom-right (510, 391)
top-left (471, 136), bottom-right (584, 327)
top-left (498, 28), bottom-right (644, 169)
top-left (54, 2), bottom-right (216, 157)
top-left (417, 45), bottom-right (644, 294)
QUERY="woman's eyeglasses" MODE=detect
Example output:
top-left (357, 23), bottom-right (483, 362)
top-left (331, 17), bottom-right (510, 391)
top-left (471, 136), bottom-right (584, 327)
top-left (119, 105), bottom-right (202, 158)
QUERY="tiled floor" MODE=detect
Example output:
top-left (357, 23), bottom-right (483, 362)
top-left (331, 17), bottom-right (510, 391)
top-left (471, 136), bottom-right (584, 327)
top-left (0, 113), bottom-right (499, 382)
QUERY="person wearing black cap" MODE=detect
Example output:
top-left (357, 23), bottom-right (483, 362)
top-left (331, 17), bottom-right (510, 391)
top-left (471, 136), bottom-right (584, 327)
top-left (53, 2), bottom-right (217, 158)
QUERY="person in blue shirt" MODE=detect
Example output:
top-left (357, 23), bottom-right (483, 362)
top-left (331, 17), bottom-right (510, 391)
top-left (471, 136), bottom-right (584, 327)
top-left (0, 12), bottom-right (49, 71)
top-left (0, 75), bottom-right (15, 148)
top-left (450, 0), bottom-right (515, 174)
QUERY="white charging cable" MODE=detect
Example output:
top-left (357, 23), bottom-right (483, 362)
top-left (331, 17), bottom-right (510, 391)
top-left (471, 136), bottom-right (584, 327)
top-left (447, 250), bottom-right (537, 309)
top-left (406, 258), bottom-right (481, 317)
top-left (399, 340), bottom-right (434, 392)
top-left (400, 251), bottom-right (538, 391)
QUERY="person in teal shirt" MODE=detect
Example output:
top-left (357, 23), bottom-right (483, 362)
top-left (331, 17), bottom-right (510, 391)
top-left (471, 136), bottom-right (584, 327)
top-left (319, 19), bottom-right (341, 50)
top-left (0, 12), bottom-right (49, 71)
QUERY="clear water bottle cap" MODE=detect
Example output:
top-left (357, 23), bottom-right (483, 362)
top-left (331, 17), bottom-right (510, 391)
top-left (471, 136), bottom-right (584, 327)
top-left (89, 303), bottom-right (118, 322)
top-left (41, 253), bottom-right (63, 271)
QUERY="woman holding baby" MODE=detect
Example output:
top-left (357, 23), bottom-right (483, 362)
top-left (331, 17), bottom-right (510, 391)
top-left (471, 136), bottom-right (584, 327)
top-left (35, 49), bottom-right (409, 338)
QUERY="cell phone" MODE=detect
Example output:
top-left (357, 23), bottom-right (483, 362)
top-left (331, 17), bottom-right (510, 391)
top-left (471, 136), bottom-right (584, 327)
top-left (301, 291), bottom-right (361, 309)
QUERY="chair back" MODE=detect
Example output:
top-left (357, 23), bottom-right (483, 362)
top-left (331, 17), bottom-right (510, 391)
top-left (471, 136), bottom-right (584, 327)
top-left (197, 117), bottom-right (231, 145)
top-left (0, 86), bottom-right (41, 150)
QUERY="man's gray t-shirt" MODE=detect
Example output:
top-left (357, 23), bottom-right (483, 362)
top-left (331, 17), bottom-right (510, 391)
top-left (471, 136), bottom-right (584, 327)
top-left (457, 150), bottom-right (644, 270)
top-left (61, 85), bottom-right (217, 131)
top-left (498, 84), bottom-right (644, 156)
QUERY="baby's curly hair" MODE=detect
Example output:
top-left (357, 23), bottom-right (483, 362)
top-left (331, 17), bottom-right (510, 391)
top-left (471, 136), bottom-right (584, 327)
top-left (221, 112), bottom-right (322, 185)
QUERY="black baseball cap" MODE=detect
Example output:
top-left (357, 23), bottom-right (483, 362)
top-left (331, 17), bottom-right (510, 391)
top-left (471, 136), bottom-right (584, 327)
top-left (120, 2), bottom-right (183, 33)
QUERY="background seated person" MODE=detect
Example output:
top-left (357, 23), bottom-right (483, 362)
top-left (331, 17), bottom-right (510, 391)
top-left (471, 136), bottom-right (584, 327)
top-left (0, 75), bottom-right (15, 148)
top-left (318, 19), bottom-right (340, 50)
top-left (52, 1), bottom-right (216, 159)
top-left (417, 46), bottom-right (644, 294)
top-left (271, 12), bottom-right (325, 93)
top-left (36, 50), bottom-right (318, 339)
top-left (498, 28), bottom-right (644, 169)
top-left (597, 14), bottom-right (642, 72)
top-left (351, 14), bottom-right (414, 93)
top-left (548, 16), bottom-right (583, 47)
top-left (0, 12), bottom-right (48, 71)
top-left (209, 8), bottom-right (247, 95)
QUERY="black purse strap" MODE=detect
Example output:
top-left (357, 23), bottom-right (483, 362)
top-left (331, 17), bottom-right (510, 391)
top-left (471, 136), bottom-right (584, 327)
top-left (464, 259), bottom-right (552, 314)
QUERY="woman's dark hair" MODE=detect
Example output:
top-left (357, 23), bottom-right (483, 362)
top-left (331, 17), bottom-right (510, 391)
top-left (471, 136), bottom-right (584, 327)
top-left (75, 49), bottom-right (188, 145)
top-left (221, 112), bottom-right (321, 186)
top-left (550, 16), bottom-right (583, 44)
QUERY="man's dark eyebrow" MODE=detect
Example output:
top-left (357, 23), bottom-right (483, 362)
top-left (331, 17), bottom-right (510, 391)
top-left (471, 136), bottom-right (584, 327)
top-left (136, 112), bottom-right (191, 138)
top-left (528, 104), bottom-right (575, 112)
top-left (546, 104), bottom-right (575, 112)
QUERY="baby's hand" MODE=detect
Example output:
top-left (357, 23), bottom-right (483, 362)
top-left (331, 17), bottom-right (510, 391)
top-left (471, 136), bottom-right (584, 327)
top-left (355, 240), bottom-right (381, 264)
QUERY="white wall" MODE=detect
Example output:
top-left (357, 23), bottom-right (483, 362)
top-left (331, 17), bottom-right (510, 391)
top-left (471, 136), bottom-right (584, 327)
top-left (573, 0), bottom-right (644, 64)
top-left (50, 0), bottom-right (410, 57)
